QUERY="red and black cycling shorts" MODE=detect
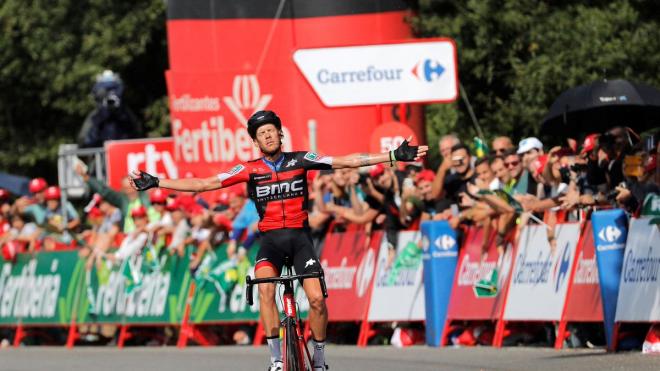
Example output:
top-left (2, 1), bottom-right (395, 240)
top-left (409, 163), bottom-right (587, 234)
top-left (254, 228), bottom-right (322, 276)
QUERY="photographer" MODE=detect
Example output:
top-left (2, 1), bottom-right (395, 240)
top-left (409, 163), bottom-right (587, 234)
top-left (77, 70), bottom-right (141, 148)
top-left (612, 143), bottom-right (659, 214)
top-left (597, 126), bottom-right (638, 189)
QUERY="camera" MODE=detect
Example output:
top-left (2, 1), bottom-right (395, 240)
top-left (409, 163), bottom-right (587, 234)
top-left (559, 166), bottom-right (571, 184)
top-left (605, 182), bottom-right (627, 201)
top-left (570, 163), bottom-right (588, 172)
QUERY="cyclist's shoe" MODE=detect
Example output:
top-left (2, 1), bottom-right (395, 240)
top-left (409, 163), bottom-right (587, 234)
top-left (267, 360), bottom-right (283, 371)
top-left (313, 365), bottom-right (329, 371)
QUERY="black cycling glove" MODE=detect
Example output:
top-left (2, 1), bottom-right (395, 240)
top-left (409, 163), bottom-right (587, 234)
top-left (391, 139), bottom-right (419, 162)
top-left (133, 171), bottom-right (159, 191)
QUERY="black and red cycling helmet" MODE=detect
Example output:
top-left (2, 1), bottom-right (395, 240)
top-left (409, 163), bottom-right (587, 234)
top-left (247, 110), bottom-right (281, 139)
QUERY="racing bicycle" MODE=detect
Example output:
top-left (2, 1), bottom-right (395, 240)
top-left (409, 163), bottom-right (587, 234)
top-left (246, 263), bottom-right (328, 371)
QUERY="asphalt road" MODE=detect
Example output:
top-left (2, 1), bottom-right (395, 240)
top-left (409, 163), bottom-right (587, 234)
top-left (1, 345), bottom-right (659, 371)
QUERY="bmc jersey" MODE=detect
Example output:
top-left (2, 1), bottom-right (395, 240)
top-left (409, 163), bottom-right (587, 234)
top-left (217, 151), bottom-right (332, 232)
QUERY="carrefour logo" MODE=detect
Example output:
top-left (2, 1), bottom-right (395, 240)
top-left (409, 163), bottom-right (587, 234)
top-left (435, 234), bottom-right (456, 251)
top-left (552, 243), bottom-right (572, 293)
top-left (596, 225), bottom-right (626, 252)
top-left (598, 226), bottom-right (622, 243)
top-left (412, 59), bottom-right (445, 82)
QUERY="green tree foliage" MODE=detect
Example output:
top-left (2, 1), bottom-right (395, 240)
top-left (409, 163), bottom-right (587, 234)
top-left (412, 0), bottom-right (660, 163)
top-left (0, 0), bottom-right (168, 180)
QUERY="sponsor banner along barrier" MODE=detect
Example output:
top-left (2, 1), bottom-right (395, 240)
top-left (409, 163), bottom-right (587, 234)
top-left (189, 243), bottom-right (309, 324)
top-left (563, 221), bottom-right (603, 322)
top-left (78, 249), bottom-right (191, 325)
top-left (615, 217), bottom-right (660, 323)
top-left (503, 223), bottom-right (580, 321)
top-left (321, 230), bottom-right (381, 322)
top-left (368, 231), bottom-right (425, 322)
top-left (592, 209), bottom-right (628, 350)
top-left (420, 221), bottom-right (458, 346)
top-left (445, 226), bottom-right (514, 322)
top-left (0, 251), bottom-right (83, 325)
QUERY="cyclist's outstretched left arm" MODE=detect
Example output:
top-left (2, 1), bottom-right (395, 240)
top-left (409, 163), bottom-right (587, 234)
top-left (129, 163), bottom-right (249, 192)
top-left (331, 137), bottom-right (428, 169)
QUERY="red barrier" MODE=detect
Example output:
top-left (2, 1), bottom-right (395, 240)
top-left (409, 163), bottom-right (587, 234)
top-left (443, 226), bottom-right (516, 346)
top-left (554, 221), bottom-right (603, 348)
top-left (320, 229), bottom-right (382, 345)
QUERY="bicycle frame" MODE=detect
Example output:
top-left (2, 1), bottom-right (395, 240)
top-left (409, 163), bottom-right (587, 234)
top-left (246, 267), bottom-right (328, 371)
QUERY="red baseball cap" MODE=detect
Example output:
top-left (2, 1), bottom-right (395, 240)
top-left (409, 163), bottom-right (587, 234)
top-left (532, 154), bottom-right (549, 177)
top-left (29, 178), bottom-right (48, 194)
top-left (215, 190), bottom-right (230, 206)
top-left (87, 207), bottom-right (103, 218)
top-left (150, 188), bottom-right (168, 204)
top-left (44, 186), bottom-right (61, 201)
top-left (130, 205), bottom-right (147, 218)
top-left (369, 163), bottom-right (386, 179)
top-left (212, 213), bottom-right (233, 230)
top-left (580, 134), bottom-right (599, 155)
top-left (187, 205), bottom-right (205, 216)
top-left (165, 197), bottom-right (180, 212)
top-left (415, 170), bottom-right (435, 183)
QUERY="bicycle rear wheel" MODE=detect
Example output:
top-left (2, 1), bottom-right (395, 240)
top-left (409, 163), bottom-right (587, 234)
top-left (284, 317), bottom-right (303, 371)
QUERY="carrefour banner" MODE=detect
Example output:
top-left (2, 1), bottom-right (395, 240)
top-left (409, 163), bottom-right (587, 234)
top-left (322, 230), bottom-right (381, 322)
top-left (503, 224), bottom-right (580, 321)
top-left (368, 231), bottom-right (425, 321)
top-left (0, 251), bottom-right (83, 325)
top-left (78, 251), bottom-right (191, 325)
top-left (563, 222), bottom-right (603, 322)
top-left (446, 226), bottom-right (514, 321)
top-left (592, 209), bottom-right (628, 350)
top-left (615, 217), bottom-right (660, 322)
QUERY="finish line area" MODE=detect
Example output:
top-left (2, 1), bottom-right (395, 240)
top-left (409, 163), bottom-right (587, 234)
top-left (1, 346), bottom-right (658, 371)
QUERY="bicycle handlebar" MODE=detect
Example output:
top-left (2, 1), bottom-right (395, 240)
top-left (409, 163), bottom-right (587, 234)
top-left (245, 271), bottom-right (328, 306)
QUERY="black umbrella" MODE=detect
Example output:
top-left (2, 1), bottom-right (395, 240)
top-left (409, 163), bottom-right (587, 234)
top-left (541, 79), bottom-right (660, 137)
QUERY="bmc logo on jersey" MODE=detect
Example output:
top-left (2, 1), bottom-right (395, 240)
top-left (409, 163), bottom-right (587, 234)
top-left (255, 179), bottom-right (304, 198)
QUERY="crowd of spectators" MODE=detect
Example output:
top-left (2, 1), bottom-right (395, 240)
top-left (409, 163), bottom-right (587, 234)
top-left (0, 126), bottom-right (658, 348)
top-left (1, 126), bottom-right (658, 270)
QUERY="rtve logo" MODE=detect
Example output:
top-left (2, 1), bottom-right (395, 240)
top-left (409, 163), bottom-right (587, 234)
top-left (412, 59), bottom-right (445, 82)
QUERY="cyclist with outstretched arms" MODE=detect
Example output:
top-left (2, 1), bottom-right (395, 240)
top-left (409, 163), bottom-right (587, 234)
top-left (130, 111), bottom-right (427, 371)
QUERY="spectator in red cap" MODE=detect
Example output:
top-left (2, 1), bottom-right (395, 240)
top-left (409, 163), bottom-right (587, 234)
top-left (156, 197), bottom-right (190, 258)
top-left (80, 194), bottom-right (122, 270)
top-left (42, 186), bottom-right (80, 250)
top-left (0, 212), bottom-right (41, 254)
top-left (13, 177), bottom-right (49, 226)
top-left (0, 189), bottom-right (11, 237)
top-left (184, 205), bottom-right (212, 270)
top-left (106, 205), bottom-right (149, 264)
top-left (146, 188), bottom-right (171, 232)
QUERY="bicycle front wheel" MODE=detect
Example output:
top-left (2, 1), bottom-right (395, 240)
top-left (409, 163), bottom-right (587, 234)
top-left (284, 317), bottom-right (303, 371)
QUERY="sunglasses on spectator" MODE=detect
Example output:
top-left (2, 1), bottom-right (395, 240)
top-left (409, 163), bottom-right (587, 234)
top-left (504, 160), bottom-right (520, 168)
top-left (492, 148), bottom-right (507, 154)
top-left (452, 156), bottom-right (466, 165)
